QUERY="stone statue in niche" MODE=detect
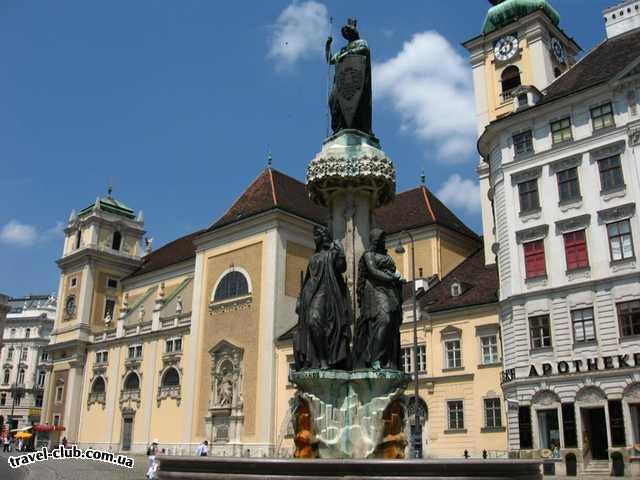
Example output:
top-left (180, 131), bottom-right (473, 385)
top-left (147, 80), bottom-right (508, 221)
top-left (325, 18), bottom-right (372, 136)
top-left (293, 226), bottom-right (352, 370)
top-left (353, 229), bottom-right (403, 370)
top-left (176, 295), bottom-right (183, 314)
top-left (217, 366), bottom-right (234, 407)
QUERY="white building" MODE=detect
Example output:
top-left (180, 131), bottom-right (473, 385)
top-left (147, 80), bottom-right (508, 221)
top-left (466, 0), bottom-right (640, 476)
top-left (0, 295), bottom-right (55, 432)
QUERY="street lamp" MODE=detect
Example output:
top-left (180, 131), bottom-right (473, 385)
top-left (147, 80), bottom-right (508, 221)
top-left (395, 230), bottom-right (422, 459)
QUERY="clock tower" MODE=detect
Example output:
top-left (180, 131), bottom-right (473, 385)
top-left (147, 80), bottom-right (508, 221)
top-left (463, 0), bottom-right (580, 264)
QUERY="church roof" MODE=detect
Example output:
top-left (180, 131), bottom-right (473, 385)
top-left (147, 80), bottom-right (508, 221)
top-left (128, 168), bottom-right (479, 279)
top-left (78, 195), bottom-right (136, 220)
top-left (418, 248), bottom-right (499, 314)
top-left (482, 0), bottom-right (560, 35)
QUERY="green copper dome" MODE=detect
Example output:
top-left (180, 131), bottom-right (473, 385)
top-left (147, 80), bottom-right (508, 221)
top-left (482, 0), bottom-right (560, 35)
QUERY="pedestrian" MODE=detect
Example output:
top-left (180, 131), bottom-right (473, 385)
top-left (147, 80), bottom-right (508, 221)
top-left (195, 440), bottom-right (208, 457)
top-left (146, 439), bottom-right (159, 480)
top-left (2, 435), bottom-right (9, 452)
top-left (18, 438), bottom-right (24, 452)
top-left (62, 436), bottom-right (68, 448)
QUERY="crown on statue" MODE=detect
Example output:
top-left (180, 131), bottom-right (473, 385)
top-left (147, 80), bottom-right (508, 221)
top-left (346, 18), bottom-right (357, 29)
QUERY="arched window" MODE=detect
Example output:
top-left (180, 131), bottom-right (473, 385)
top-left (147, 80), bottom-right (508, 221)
top-left (3, 369), bottom-right (10, 385)
top-left (112, 231), bottom-right (122, 251)
top-left (25, 328), bottom-right (30, 339)
top-left (161, 368), bottom-right (180, 387)
top-left (123, 372), bottom-right (140, 391)
top-left (91, 377), bottom-right (106, 394)
top-left (501, 66), bottom-right (521, 97)
top-left (214, 271), bottom-right (249, 302)
top-left (17, 369), bottom-right (25, 385)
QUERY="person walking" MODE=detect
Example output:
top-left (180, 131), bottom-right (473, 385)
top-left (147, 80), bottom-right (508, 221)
top-left (2, 435), bottom-right (9, 452)
top-left (17, 438), bottom-right (23, 452)
top-left (195, 440), bottom-right (208, 457)
top-left (146, 439), bottom-right (159, 480)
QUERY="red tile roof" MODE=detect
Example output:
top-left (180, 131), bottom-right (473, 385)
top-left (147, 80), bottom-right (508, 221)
top-left (419, 248), bottom-right (498, 314)
top-left (128, 168), bottom-right (479, 278)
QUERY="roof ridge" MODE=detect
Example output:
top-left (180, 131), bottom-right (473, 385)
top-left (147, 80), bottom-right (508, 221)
top-left (421, 185), bottom-right (437, 221)
top-left (206, 169), bottom-right (273, 230)
top-left (543, 36), bottom-right (607, 94)
top-left (268, 167), bottom-right (278, 206)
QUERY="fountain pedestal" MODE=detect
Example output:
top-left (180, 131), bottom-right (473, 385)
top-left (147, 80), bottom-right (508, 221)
top-left (290, 369), bottom-right (410, 459)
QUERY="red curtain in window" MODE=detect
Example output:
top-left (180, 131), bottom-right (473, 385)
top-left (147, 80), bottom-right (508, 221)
top-left (524, 240), bottom-right (546, 278)
top-left (564, 230), bottom-right (589, 270)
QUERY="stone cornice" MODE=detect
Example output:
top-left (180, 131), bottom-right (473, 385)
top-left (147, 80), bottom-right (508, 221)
top-left (555, 214), bottom-right (591, 235)
top-left (597, 202), bottom-right (636, 223)
top-left (515, 224), bottom-right (549, 244)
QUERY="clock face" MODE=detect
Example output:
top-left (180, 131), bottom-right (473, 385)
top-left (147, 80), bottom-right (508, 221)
top-left (551, 37), bottom-right (565, 63)
top-left (65, 296), bottom-right (77, 317)
top-left (494, 35), bottom-right (519, 62)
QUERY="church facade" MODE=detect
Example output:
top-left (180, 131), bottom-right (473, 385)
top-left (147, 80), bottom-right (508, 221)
top-left (39, 166), bottom-right (502, 457)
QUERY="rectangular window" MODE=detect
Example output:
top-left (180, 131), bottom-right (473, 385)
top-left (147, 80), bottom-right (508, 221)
top-left (37, 370), bottom-right (46, 387)
top-left (447, 400), bottom-right (465, 430)
top-left (20, 348), bottom-right (28, 361)
top-left (481, 335), bottom-right (499, 364)
top-left (524, 240), bottom-right (546, 279)
top-left (445, 340), bottom-right (462, 369)
top-left (530, 315), bottom-right (552, 349)
top-left (562, 403), bottom-right (578, 448)
top-left (608, 400), bottom-right (626, 447)
top-left (518, 180), bottom-right (540, 212)
top-left (166, 338), bottom-right (183, 354)
top-left (3, 370), bottom-right (9, 384)
top-left (617, 300), bottom-right (640, 337)
top-left (107, 278), bottom-right (118, 289)
top-left (557, 167), bottom-right (580, 202)
top-left (608, 219), bottom-right (634, 262)
top-left (513, 130), bottom-right (534, 156)
top-left (128, 345), bottom-right (143, 359)
top-left (0, 393), bottom-right (5, 406)
top-left (591, 102), bottom-right (614, 131)
top-left (484, 398), bottom-right (502, 428)
top-left (564, 230), bottom-right (589, 271)
top-left (7, 348), bottom-right (13, 361)
top-left (55, 386), bottom-right (64, 403)
top-left (104, 299), bottom-right (116, 320)
top-left (35, 395), bottom-right (43, 407)
top-left (41, 352), bottom-right (49, 362)
top-left (400, 346), bottom-right (427, 373)
top-left (598, 155), bottom-right (624, 191)
top-left (571, 308), bottom-right (596, 343)
top-left (95, 351), bottom-right (108, 364)
top-left (551, 117), bottom-right (572, 144)
top-left (53, 415), bottom-right (60, 426)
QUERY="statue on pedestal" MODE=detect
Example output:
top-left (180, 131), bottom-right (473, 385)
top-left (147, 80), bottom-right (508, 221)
top-left (354, 229), bottom-right (403, 370)
top-left (293, 226), bottom-right (352, 371)
top-left (325, 19), bottom-right (372, 136)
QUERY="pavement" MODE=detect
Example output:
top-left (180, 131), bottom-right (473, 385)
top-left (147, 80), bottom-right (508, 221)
top-left (0, 449), bottom-right (148, 480)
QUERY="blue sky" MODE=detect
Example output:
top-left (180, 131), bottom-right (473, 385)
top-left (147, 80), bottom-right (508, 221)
top-left (0, 0), bottom-right (616, 296)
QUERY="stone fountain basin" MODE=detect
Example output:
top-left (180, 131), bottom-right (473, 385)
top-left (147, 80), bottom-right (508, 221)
top-left (157, 457), bottom-right (542, 480)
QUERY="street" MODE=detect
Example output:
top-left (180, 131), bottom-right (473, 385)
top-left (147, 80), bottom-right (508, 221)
top-left (0, 449), bottom-right (148, 480)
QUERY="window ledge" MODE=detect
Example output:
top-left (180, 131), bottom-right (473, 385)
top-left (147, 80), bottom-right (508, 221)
top-left (551, 139), bottom-right (574, 149)
top-left (208, 294), bottom-right (252, 315)
top-left (619, 334), bottom-right (640, 344)
top-left (558, 198), bottom-right (582, 212)
top-left (444, 429), bottom-right (467, 435)
top-left (519, 208), bottom-right (541, 220)
top-left (573, 340), bottom-right (598, 348)
top-left (525, 275), bottom-right (548, 288)
top-left (514, 152), bottom-right (535, 162)
top-left (601, 186), bottom-right (627, 201)
top-left (610, 257), bottom-right (636, 272)
top-left (478, 362), bottom-right (502, 369)
top-left (442, 367), bottom-right (465, 373)
top-left (530, 347), bottom-right (554, 354)
top-left (592, 125), bottom-right (617, 137)
top-left (481, 426), bottom-right (506, 433)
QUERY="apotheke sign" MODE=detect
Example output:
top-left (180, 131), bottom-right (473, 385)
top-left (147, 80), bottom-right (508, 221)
top-left (501, 352), bottom-right (640, 384)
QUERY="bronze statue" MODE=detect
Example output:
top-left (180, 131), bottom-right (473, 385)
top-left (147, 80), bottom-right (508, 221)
top-left (293, 226), bottom-right (352, 370)
top-left (325, 19), bottom-right (372, 136)
top-left (354, 229), bottom-right (403, 370)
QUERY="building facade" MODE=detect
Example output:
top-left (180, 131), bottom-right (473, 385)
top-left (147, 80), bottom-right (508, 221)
top-left (0, 295), bottom-right (55, 432)
top-left (467, 0), bottom-right (640, 476)
top-left (40, 167), bottom-right (502, 457)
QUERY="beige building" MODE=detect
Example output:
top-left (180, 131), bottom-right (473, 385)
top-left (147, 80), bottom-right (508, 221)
top-left (41, 167), bottom-right (502, 457)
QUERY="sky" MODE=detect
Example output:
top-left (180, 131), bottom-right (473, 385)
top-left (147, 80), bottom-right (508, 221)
top-left (0, 0), bottom-right (618, 296)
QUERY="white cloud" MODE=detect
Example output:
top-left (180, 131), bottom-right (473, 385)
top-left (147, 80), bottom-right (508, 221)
top-left (268, 1), bottom-right (329, 69)
top-left (0, 220), bottom-right (63, 247)
top-left (374, 31), bottom-right (477, 162)
top-left (436, 175), bottom-right (481, 213)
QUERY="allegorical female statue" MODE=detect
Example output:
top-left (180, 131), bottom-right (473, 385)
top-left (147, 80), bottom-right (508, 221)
top-left (325, 18), bottom-right (372, 136)
top-left (294, 226), bottom-right (352, 370)
top-left (354, 229), bottom-right (403, 370)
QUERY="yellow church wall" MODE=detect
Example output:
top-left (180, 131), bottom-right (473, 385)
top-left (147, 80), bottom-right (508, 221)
top-left (59, 269), bottom-right (83, 324)
top-left (439, 236), bottom-right (475, 278)
top-left (90, 270), bottom-right (121, 331)
top-left (194, 238), bottom-right (264, 443)
top-left (284, 241), bottom-right (313, 298)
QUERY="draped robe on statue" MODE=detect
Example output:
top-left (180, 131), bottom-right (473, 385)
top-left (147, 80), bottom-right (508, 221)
top-left (294, 243), bottom-right (352, 370)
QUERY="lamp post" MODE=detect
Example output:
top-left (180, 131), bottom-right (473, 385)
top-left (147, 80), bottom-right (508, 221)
top-left (395, 230), bottom-right (422, 458)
